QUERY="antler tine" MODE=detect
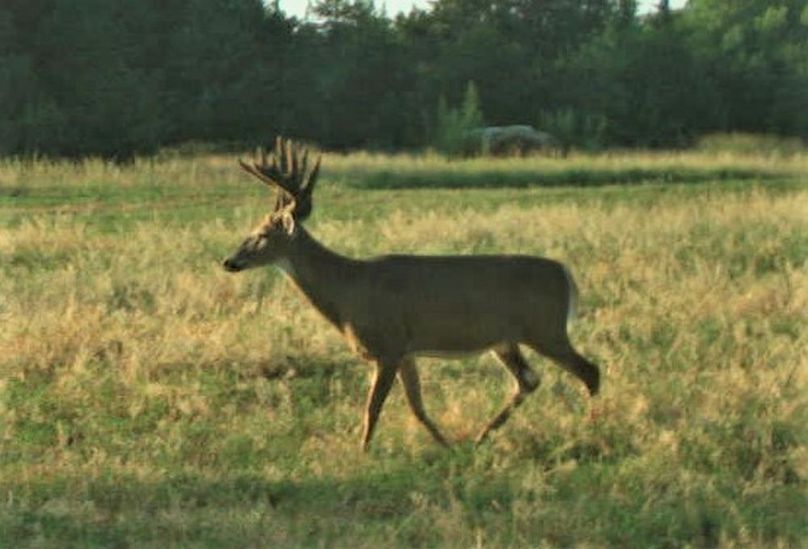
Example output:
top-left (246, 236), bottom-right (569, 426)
top-left (287, 140), bottom-right (301, 189)
top-left (304, 154), bottom-right (322, 195)
top-left (299, 149), bottom-right (309, 182)
top-left (291, 142), bottom-right (300, 185)
top-left (239, 158), bottom-right (275, 187)
top-left (275, 136), bottom-right (287, 176)
top-left (260, 146), bottom-right (268, 169)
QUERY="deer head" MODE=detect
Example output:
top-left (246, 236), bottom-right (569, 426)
top-left (222, 138), bottom-right (321, 273)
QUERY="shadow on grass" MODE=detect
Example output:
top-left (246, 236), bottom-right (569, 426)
top-left (345, 167), bottom-right (785, 190)
top-left (5, 457), bottom-right (804, 547)
top-left (0, 452), bottom-right (516, 545)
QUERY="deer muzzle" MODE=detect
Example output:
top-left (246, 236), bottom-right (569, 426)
top-left (222, 257), bottom-right (244, 272)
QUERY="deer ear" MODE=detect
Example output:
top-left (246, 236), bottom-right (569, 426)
top-left (280, 210), bottom-right (296, 235)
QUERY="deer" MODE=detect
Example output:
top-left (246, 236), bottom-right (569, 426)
top-left (222, 137), bottom-right (600, 451)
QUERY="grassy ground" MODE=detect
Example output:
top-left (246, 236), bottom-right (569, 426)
top-left (1, 151), bottom-right (806, 546)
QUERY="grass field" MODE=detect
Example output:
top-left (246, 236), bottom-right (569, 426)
top-left (1, 151), bottom-right (806, 546)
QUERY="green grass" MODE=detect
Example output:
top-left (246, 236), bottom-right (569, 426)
top-left (1, 150), bottom-right (806, 546)
top-left (323, 149), bottom-right (807, 189)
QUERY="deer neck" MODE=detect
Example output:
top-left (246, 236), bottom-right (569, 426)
top-left (277, 226), bottom-right (356, 328)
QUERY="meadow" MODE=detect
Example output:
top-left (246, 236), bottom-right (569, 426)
top-left (1, 150), bottom-right (806, 546)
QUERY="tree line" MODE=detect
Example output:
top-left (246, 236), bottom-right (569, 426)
top-left (1, 0), bottom-right (806, 159)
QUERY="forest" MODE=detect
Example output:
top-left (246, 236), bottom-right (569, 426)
top-left (1, 0), bottom-right (807, 159)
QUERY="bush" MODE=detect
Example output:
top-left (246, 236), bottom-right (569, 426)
top-left (433, 81), bottom-right (485, 158)
top-left (539, 109), bottom-right (608, 155)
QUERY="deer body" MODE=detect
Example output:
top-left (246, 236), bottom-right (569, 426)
top-left (285, 230), bottom-right (571, 357)
top-left (224, 139), bottom-right (600, 450)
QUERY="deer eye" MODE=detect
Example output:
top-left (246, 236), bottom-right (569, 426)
top-left (242, 234), bottom-right (262, 250)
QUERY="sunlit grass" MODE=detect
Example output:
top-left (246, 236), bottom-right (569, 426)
top-left (3, 148), bottom-right (807, 192)
top-left (1, 151), bottom-right (806, 545)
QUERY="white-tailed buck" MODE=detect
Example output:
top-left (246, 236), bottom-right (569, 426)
top-left (223, 138), bottom-right (600, 450)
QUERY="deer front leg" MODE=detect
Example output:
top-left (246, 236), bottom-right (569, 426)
top-left (475, 344), bottom-right (540, 445)
top-left (361, 360), bottom-right (399, 451)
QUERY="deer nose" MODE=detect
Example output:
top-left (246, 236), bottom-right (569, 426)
top-left (222, 258), bottom-right (241, 272)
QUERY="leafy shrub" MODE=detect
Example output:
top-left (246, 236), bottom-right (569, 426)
top-left (433, 82), bottom-right (485, 158)
top-left (539, 108), bottom-right (608, 155)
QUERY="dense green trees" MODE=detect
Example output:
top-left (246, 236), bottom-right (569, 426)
top-left (1, 0), bottom-right (805, 158)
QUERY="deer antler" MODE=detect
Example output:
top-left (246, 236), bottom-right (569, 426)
top-left (239, 137), bottom-right (321, 210)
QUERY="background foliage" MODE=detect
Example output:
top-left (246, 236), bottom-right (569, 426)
top-left (1, 0), bottom-right (807, 159)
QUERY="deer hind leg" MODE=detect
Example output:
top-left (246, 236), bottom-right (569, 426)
top-left (475, 344), bottom-right (540, 445)
top-left (361, 360), bottom-right (399, 451)
top-left (398, 359), bottom-right (449, 447)
top-left (529, 334), bottom-right (600, 396)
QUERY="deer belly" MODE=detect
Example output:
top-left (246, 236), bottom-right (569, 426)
top-left (411, 348), bottom-right (492, 360)
top-left (403, 315), bottom-right (516, 357)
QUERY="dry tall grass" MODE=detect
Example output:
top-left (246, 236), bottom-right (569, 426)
top-left (0, 152), bottom-right (805, 545)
